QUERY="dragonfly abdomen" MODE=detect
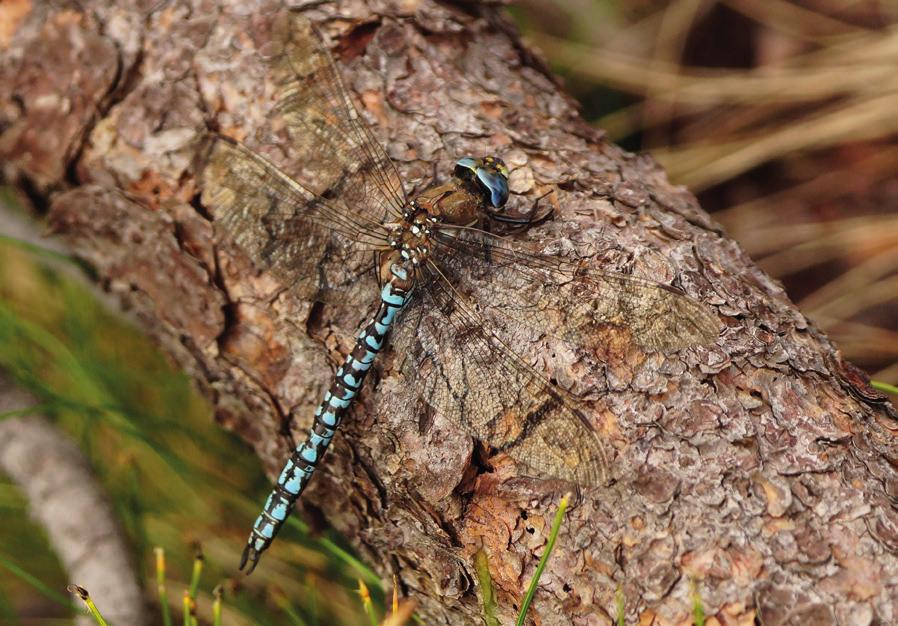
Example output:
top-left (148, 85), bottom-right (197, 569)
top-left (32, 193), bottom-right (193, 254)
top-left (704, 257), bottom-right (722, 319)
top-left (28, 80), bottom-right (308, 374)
top-left (240, 276), bottom-right (410, 572)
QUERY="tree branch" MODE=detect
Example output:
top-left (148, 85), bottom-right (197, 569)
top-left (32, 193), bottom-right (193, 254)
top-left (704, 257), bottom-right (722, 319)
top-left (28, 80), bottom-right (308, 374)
top-left (2, 1), bottom-right (897, 624)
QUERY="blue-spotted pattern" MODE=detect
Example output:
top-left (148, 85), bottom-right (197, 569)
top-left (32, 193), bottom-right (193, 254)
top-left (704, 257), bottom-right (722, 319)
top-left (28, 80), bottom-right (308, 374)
top-left (244, 278), bottom-right (408, 568)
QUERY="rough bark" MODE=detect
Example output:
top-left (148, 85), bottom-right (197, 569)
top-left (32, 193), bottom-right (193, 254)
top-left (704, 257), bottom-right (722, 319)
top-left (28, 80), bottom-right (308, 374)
top-left (2, 1), bottom-right (898, 625)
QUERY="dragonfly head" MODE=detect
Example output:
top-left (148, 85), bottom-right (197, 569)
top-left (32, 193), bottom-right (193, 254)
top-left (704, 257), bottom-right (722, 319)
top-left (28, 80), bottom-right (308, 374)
top-left (455, 156), bottom-right (509, 209)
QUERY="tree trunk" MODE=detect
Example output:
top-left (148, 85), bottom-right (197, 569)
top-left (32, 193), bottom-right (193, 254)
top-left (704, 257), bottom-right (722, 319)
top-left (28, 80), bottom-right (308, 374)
top-left (3, 1), bottom-right (897, 624)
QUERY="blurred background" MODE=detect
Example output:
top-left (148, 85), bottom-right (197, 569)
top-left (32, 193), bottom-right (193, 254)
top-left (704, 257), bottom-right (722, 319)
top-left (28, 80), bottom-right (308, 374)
top-left (514, 0), bottom-right (898, 381)
top-left (1, 0), bottom-right (896, 623)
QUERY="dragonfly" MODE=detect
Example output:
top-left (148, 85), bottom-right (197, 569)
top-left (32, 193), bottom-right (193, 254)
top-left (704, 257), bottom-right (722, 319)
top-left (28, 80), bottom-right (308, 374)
top-left (201, 11), bottom-right (720, 574)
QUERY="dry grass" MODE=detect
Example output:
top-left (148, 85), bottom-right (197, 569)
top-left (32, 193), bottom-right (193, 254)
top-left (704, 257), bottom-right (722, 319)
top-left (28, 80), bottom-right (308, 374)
top-left (518, 0), bottom-right (898, 380)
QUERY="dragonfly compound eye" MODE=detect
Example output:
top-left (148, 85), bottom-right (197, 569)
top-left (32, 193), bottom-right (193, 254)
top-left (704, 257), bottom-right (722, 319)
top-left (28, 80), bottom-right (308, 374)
top-left (455, 156), bottom-right (509, 209)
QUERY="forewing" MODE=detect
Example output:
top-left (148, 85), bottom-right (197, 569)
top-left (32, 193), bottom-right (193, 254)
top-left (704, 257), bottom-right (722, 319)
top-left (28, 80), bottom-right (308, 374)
top-left (201, 135), bottom-right (385, 304)
top-left (393, 269), bottom-right (608, 487)
top-left (432, 226), bottom-right (720, 353)
top-left (266, 11), bottom-right (407, 222)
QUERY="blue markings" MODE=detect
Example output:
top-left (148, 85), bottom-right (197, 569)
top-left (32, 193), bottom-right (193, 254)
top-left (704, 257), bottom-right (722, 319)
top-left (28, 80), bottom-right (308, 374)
top-left (271, 501), bottom-right (288, 521)
top-left (328, 394), bottom-right (351, 409)
top-left (320, 410), bottom-right (337, 427)
top-left (338, 368), bottom-right (360, 391)
top-left (390, 264), bottom-right (408, 280)
top-left (358, 349), bottom-right (376, 364)
top-left (476, 166), bottom-right (509, 208)
top-left (456, 156), bottom-right (478, 171)
top-left (243, 281), bottom-right (412, 570)
top-left (259, 519), bottom-right (274, 539)
top-left (300, 445), bottom-right (318, 464)
top-left (309, 430), bottom-right (334, 450)
top-left (382, 305), bottom-right (399, 325)
top-left (381, 283), bottom-right (405, 306)
top-left (281, 472), bottom-right (302, 495)
top-left (264, 494), bottom-right (289, 522)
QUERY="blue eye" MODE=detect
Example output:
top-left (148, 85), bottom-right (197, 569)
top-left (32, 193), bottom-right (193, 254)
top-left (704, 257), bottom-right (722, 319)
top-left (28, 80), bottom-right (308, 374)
top-left (475, 167), bottom-right (508, 208)
top-left (455, 157), bottom-right (509, 208)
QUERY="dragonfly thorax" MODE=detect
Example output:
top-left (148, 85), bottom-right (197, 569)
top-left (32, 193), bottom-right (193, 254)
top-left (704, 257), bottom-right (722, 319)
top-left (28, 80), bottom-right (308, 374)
top-left (388, 210), bottom-right (436, 263)
top-left (380, 211), bottom-right (438, 288)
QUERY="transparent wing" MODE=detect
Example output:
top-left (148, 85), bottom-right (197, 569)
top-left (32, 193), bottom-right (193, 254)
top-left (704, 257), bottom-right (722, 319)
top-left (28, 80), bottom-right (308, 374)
top-left (389, 227), bottom-right (718, 486)
top-left (265, 11), bottom-right (407, 221)
top-left (430, 225), bottom-right (720, 353)
top-left (201, 135), bottom-right (386, 304)
top-left (393, 266), bottom-right (609, 487)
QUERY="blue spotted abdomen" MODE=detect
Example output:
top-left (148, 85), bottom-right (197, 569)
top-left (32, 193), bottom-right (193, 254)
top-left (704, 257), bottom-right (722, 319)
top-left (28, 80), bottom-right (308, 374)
top-left (240, 277), bottom-right (409, 572)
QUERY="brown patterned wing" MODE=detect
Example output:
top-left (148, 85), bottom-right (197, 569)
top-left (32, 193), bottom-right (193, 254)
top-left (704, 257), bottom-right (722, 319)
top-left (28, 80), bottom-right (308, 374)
top-left (202, 10), bottom-right (409, 305)
top-left (201, 135), bottom-right (387, 304)
top-left (388, 226), bottom-right (718, 487)
top-left (264, 11), bottom-right (407, 222)
top-left (431, 225), bottom-right (720, 353)
top-left (392, 269), bottom-right (609, 487)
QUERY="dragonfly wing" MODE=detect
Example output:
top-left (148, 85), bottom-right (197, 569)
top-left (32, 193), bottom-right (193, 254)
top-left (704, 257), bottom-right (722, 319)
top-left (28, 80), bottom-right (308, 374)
top-left (431, 226), bottom-right (720, 353)
top-left (393, 270), bottom-right (609, 487)
top-left (201, 135), bottom-right (385, 305)
top-left (266, 11), bottom-right (408, 222)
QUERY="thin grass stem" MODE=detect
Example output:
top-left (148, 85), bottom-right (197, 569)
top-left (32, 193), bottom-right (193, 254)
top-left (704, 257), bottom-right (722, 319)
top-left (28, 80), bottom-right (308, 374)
top-left (474, 549), bottom-right (499, 626)
top-left (871, 380), bottom-right (898, 395)
top-left (357, 580), bottom-right (378, 626)
top-left (515, 493), bottom-right (570, 626)
top-left (188, 546), bottom-right (204, 602)
top-left (155, 547), bottom-right (173, 626)
top-left (0, 554), bottom-right (78, 611)
top-left (67, 585), bottom-right (108, 626)
top-left (212, 585), bottom-right (223, 626)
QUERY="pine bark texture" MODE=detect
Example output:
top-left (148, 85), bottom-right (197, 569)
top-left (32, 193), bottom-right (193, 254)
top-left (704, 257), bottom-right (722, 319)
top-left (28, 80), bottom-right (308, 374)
top-left (3, 1), bottom-right (898, 624)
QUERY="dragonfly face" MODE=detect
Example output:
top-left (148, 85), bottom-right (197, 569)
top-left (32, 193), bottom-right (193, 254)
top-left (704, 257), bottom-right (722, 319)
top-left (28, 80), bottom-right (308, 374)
top-left (410, 156), bottom-right (511, 229)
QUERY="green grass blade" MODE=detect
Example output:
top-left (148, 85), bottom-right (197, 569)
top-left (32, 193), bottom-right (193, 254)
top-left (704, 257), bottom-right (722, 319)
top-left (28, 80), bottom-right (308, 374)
top-left (871, 380), bottom-right (898, 395)
top-left (182, 590), bottom-right (192, 626)
top-left (0, 404), bottom-right (51, 421)
top-left (212, 585), bottom-right (223, 626)
top-left (155, 548), bottom-right (173, 626)
top-left (691, 580), bottom-right (705, 626)
top-left (0, 587), bottom-right (18, 626)
top-left (0, 233), bottom-right (78, 266)
top-left (270, 588), bottom-right (310, 626)
top-left (357, 580), bottom-right (379, 626)
top-left (0, 553), bottom-right (79, 612)
top-left (188, 546), bottom-right (204, 601)
top-left (615, 585), bottom-right (625, 626)
top-left (287, 518), bottom-right (382, 588)
top-left (68, 585), bottom-right (109, 626)
top-left (515, 493), bottom-right (570, 626)
top-left (474, 549), bottom-right (499, 626)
